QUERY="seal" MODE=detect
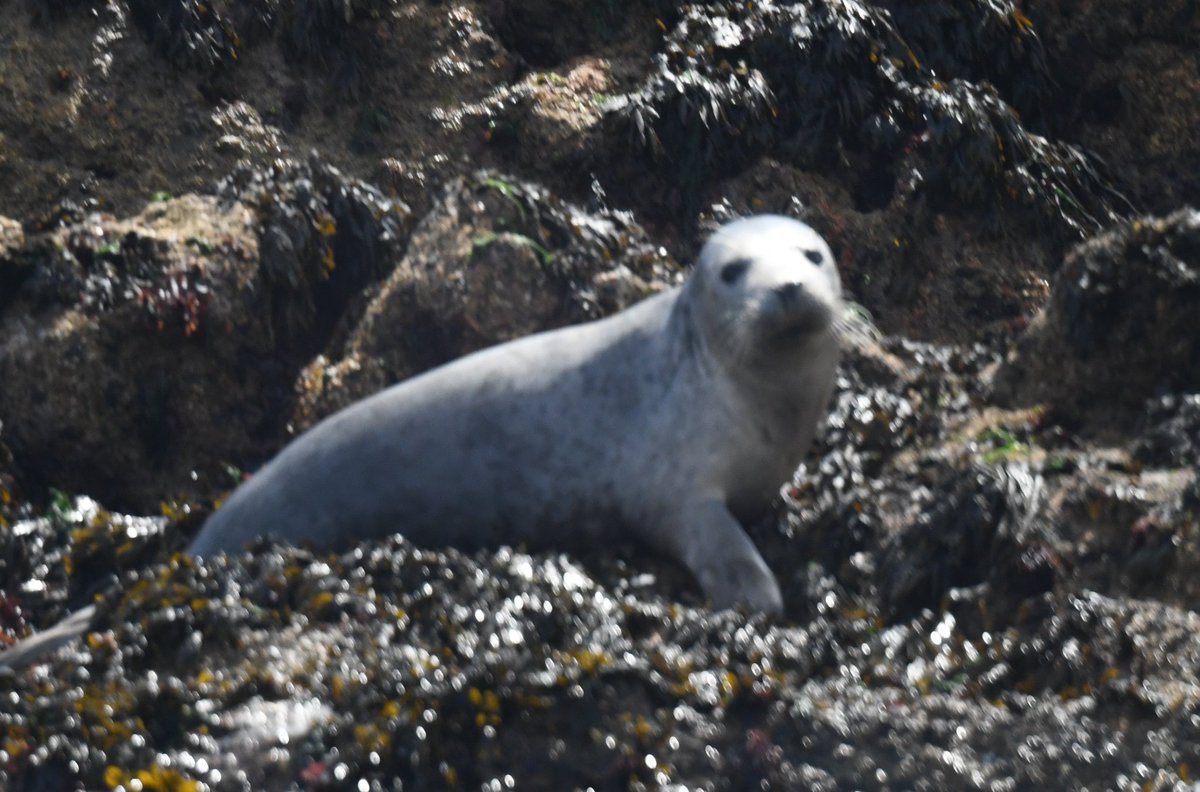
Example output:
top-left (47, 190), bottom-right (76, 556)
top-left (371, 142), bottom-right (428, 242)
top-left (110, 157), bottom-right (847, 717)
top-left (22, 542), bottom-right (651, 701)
top-left (1, 215), bottom-right (843, 670)
top-left (190, 214), bottom-right (843, 610)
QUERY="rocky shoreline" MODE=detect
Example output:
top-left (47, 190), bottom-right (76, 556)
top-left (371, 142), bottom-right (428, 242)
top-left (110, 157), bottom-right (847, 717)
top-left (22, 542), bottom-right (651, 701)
top-left (1, 1), bottom-right (1198, 789)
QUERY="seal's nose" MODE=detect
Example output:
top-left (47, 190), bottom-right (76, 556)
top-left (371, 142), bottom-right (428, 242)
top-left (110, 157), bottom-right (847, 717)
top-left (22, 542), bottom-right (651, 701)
top-left (775, 282), bottom-right (803, 306)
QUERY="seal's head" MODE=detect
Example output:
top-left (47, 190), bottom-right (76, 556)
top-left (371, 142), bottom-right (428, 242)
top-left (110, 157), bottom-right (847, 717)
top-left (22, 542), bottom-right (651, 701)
top-left (690, 215), bottom-right (842, 366)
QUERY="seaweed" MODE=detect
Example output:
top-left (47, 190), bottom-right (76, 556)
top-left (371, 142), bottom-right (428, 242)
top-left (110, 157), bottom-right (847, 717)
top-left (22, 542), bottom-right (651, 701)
top-left (466, 171), bottom-right (669, 293)
top-left (898, 78), bottom-right (1126, 235)
top-left (881, 0), bottom-right (1053, 125)
top-left (125, 0), bottom-right (242, 69)
top-left (604, 3), bottom-right (780, 218)
top-left (281, 0), bottom-right (388, 94)
top-left (608, 0), bottom-right (1126, 235)
top-left (217, 153), bottom-right (412, 343)
top-left (27, 0), bottom-right (399, 91)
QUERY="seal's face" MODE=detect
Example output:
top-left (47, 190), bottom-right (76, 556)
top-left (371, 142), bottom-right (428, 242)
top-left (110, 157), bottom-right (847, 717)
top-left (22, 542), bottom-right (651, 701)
top-left (692, 215), bottom-right (842, 364)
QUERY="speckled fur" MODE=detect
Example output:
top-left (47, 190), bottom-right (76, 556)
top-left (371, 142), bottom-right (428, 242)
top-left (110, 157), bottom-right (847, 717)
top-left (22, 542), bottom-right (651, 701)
top-left (190, 215), bottom-right (842, 613)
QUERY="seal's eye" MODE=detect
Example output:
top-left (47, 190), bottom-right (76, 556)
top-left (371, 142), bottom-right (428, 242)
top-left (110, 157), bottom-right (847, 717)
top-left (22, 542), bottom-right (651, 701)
top-left (803, 249), bottom-right (824, 265)
top-left (720, 258), bottom-right (750, 284)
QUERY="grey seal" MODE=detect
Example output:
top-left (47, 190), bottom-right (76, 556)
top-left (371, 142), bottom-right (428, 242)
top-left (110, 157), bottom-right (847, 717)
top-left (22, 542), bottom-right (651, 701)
top-left (2, 215), bottom-right (842, 670)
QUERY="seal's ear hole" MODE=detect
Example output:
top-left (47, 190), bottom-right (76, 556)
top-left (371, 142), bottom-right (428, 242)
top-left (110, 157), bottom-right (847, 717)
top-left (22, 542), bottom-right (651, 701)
top-left (720, 258), bottom-right (751, 284)
top-left (803, 249), bottom-right (824, 265)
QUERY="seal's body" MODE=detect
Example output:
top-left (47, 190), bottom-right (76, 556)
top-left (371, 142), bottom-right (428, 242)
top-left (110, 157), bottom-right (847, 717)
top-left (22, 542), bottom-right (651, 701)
top-left (192, 214), bottom-right (843, 612)
top-left (2, 215), bottom-right (842, 670)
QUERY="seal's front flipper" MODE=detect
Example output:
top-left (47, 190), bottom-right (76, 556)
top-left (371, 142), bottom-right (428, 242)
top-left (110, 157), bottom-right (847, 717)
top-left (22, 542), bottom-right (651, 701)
top-left (665, 499), bottom-right (783, 615)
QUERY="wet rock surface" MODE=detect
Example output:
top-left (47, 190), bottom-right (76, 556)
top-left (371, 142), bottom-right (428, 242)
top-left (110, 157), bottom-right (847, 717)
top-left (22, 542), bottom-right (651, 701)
top-left (1, 0), bottom-right (1199, 790)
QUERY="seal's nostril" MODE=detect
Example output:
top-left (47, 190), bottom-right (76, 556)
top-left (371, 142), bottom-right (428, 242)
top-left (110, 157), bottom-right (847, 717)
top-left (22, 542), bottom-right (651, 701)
top-left (776, 283), bottom-right (802, 304)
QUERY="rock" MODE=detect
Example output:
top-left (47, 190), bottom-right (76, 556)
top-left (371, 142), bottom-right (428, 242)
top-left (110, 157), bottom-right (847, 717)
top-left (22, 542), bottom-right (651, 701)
top-left (0, 158), bottom-right (410, 511)
top-left (1037, 0), bottom-right (1200, 213)
top-left (291, 172), bottom-right (671, 426)
top-left (0, 215), bottom-right (22, 254)
top-left (1134, 392), bottom-right (1200, 467)
top-left (4, 0), bottom-right (1200, 789)
top-left (993, 208), bottom-right (1200, 434)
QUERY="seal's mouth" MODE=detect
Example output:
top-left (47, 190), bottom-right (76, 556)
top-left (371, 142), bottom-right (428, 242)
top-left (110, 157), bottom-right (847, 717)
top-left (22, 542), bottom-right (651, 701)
top-left (765, 285), bottom-right (834, 343)
top-left (770, 312), bottom-right (832, 345)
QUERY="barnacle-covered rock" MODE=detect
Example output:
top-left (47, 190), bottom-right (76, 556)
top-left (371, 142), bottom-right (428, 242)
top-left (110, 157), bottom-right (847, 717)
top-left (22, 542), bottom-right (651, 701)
top-left (0, 157), bottom-right (410, 510)
top-left (993, 208), bottom-right (1200, 433)
top-left (876, 464), bottom-right (1058, 620)
top-left (0, 216), bottom-right (28, 312)
top-left (0, 216), bottom-right (23, 254)
top-left (0, 495), bottom-right (177, 644)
